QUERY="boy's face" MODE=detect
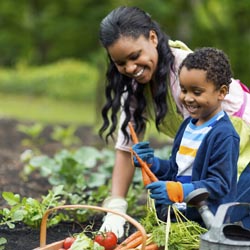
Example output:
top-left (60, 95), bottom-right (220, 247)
top-left (179, 66), bottom-right (228, 125)
top-left (107, 30), bottom-right (158, 84)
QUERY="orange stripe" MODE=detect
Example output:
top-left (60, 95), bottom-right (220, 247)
top-left (178, 145), bottom-right (197, 157)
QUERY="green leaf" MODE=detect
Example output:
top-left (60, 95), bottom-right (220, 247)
top-left (55, 149), bottom-right (73, 162)
top-left (6, 221), bottom-right (15, 229)
top-left (0, 237), bottom-right (7, 245)
top-left (31, 214), bottom-right (42, 221)
top-left (12, 210), bottom-right (26, 221)
top-left (88, 173), bottom-right (107, 188)
top-left (30, 155), bottom-right (53, 166)
top-left (2, 192), bottom-right (20, 206)
top-left (74, 146), bottom-right (101, 167)
top-left (52, 185), bottom-right (64, 195)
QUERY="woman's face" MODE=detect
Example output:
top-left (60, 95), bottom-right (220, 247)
top-left (107, 30), bottom-right (158, 84)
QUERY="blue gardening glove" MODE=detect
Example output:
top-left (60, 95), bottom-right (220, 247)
top-left (146, 181), bottom-right (194, 205)
top-left (132, 141), bottom-right (154, 166)
top-left (131, 141), bottom-right (161, 174)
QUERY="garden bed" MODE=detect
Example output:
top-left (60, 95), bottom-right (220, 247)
top-left (0, 118), bottom-right (165, 250)
top-left (0, 118), bottom-right (102, 250)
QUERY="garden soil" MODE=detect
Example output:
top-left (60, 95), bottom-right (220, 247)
top-left (0, 118), bottom-right (164, 250)
top-left (0, 118), bottom-right (104, 250)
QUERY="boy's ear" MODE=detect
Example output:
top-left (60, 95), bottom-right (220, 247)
top-left (218, 85), bottom-right (229, 100)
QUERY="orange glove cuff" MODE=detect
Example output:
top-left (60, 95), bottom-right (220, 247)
top-left (166, 181), bottom-right (184, 203)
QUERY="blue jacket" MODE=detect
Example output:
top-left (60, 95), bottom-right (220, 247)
top-left (154, 113), bottom-right (240, 221)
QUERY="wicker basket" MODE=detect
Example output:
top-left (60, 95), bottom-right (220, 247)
top-left (33, 204), bottom-right (147, 250)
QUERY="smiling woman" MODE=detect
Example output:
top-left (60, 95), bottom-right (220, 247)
top-left (107, 33), bottom-right (158, 84)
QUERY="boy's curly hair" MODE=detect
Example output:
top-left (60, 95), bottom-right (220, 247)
top-left (179, 47), bottom-right (232, 89)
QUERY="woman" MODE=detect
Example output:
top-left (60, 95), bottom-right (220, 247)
top-left (98, 6), bottom-right (250, 238)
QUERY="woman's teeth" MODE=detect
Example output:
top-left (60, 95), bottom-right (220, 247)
top-left (133, 68), bottom-right (144, 77)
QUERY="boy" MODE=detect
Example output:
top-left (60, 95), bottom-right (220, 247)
top-left (132, 47), bottom-right (240, 223)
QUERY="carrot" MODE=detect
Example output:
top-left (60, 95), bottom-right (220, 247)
top-left (128, 122), bottom-right (158, 185)
top-left (144, 243), bottom-right (159, 250)
top-left (115, 231), bottom-right (142, 250)
top-left (128, 122), bottom-right (139, 144)
top-left (118, 235), bottom-right (143, 250)
top-left (141, 167), bottom-right (152, 186)
top-left (132, 150), bottom-right (158, 183)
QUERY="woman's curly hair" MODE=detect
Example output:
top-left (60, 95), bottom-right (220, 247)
top-left (99, 6), bottom-right (175, 143)
top-left (179, 47), bottom-right (232, 89)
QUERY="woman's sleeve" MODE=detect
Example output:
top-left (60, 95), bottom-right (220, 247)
top-left (223, 78), bottom-right (250, 125)
top-left (115, 94), bottom-right (146, 152)
top-left (223, 79), bottom-right (250, 172)
top-left (115, 109), bottom-right (133, 152)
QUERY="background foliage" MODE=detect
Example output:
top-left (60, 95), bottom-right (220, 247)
top-left (0, 0), bottom-right (249, 123)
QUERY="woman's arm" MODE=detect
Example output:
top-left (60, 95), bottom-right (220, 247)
top-left (99, 149), bottom-right (135, 239)
top-left (111, 149), bottom-right (135, 197)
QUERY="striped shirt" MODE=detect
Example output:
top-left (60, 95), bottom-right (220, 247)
top-left (176, 110), bottom-right (225, 183)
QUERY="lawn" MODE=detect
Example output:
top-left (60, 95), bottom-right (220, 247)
top-left (0, 93), bottom-right (97, 126)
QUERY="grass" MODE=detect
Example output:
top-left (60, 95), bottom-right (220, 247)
top-left (0, 93), bottom-right (97, 126)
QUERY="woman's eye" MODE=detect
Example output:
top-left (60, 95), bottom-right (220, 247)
top-left (130, 53), bottom-right (139, 60)
top-left (115, 62), bottom-right (125, 67)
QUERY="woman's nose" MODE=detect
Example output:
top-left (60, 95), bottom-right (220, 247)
top-left (125, 63), bottom-right (136, 74)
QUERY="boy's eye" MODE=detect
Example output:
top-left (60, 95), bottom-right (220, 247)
top-left (180, 88), bottom-right (187, 93)
top-left (193, 90), bottom-right (202, 95)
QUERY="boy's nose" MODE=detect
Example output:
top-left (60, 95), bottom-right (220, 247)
top-left (184, 94), bottom-right (195, 102)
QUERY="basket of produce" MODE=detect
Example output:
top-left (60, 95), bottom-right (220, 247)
top-left (33, 204), bottom-right (148, 250)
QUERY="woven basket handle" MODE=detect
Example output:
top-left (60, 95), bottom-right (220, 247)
top-left (39, 204), bottom-right (147, 249)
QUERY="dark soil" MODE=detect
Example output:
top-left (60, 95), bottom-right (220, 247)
top-left (0, 118), bottom-right (105, 250)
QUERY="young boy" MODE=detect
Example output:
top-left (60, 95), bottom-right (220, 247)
top-left (132, 47), bottom-right (240, 223)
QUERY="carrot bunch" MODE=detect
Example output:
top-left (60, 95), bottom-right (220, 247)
top-left (128, 122), bottom-right (158, 186)
top-left (114, 231), bottom-right (159, 250)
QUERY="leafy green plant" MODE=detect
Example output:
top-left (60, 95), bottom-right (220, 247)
top-left (21, 146), bottom-right (108, 191)
top-left (18, 145), bottom-right (172, 226)
top-left (20, 145), bottom-right (170, 205)
top-left (20, 145), bottom-right (149, 216)
top-left (17, 123), bottom-right (45, 148)
top-left (51, 125), bottom-right (80, 147)
top-left (0, 237), bottom-right (7, 250)
top-left (0, 185), bottom-right (66, 229)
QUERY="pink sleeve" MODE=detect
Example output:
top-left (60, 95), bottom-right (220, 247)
top-left (223, 79), bottom-right (250, 125)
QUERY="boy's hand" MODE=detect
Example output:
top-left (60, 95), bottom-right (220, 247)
top-left (146, 181), bottom-right (194, 204)
top-left (132, 141), bottom-right (154, 167)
